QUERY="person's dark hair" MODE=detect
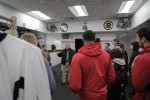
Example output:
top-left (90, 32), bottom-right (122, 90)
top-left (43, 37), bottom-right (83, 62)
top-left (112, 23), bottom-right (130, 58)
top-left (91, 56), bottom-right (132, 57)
top-left (131, 41), bottom-right (140, 51)
top-left (105, 43), bottom-right (110, 47)
top-left (42, 45), bottom-right (46, 48)
top-left (95, 38), bottom-right (100, 43)
top-left (116, 43), bottom-right (124, 50)
top-left (137, 27), bottom-right (150, 42)
top-left (113, 39), bottom-right (119, 43)
top-left (82, 30), bottom-right (95, 41)
top-left (110, 49), bottom-right (123, 59)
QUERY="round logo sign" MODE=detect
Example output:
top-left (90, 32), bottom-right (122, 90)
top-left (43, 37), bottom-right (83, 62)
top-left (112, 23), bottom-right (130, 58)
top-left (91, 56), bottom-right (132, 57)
top-left (103, 20), bottom-right (113, 30)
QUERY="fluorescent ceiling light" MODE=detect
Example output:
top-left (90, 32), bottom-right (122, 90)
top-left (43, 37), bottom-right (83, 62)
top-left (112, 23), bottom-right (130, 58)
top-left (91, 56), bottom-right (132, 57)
top-left (68, 5), bottom-right (88, 17)
top-left (31, 11), bottom-right (51, 20)
top-left (118, 0), bottom-right (135, 13)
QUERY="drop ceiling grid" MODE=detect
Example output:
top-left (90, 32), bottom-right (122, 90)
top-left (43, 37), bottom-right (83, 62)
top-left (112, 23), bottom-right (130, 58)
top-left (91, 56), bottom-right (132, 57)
top-left (0, 0), bottom-right (33, 12)
top-left (102, 2), bottom-right (122, 19)
top-left (86, 4), bottom-right (103, 20)
top-left (53, 7), bottom-right (74, 18)
top-left (82, 0), bottom-right (103, 5)
top-left (64, 0), bottom-right (83, 6)
top-left (102, 0), bottom-right (123, 4)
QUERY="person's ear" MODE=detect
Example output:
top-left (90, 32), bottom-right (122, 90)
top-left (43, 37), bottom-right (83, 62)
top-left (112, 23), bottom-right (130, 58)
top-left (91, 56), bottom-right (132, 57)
top-left (82, 39), bottom-right (85, 45)
top-left (141, 37), bottom-right (146, 43)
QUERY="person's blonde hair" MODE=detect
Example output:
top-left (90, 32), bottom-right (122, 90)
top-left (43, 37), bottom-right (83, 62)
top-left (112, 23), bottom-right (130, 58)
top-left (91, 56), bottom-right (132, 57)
top-left (20, 33), bottom-right (38, 46)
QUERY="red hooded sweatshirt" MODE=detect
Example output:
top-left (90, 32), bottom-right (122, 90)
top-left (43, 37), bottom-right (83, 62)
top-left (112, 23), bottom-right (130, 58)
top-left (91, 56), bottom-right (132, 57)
top-left (69, 43), bottom-right (116, 100)
top-left (131, 46), bottom-right (150, 100)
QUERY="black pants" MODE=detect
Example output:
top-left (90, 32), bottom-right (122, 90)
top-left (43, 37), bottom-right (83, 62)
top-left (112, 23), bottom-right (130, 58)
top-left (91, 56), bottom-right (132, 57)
top-left (107, 86), bottom-right (125, 100)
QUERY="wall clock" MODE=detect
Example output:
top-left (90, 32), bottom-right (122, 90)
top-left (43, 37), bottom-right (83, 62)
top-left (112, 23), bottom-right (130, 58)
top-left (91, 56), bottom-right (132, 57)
top-left (60, 23), bottom-right (68, 32)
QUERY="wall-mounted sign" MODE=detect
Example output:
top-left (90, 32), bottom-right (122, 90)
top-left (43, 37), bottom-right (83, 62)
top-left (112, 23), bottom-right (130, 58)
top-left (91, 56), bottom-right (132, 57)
top-left (103, 20), bottom-right (113, 30)
top-left (82, 22), bottom-right (88, 31)
top-left (60, 23), bottom-right (68, 32)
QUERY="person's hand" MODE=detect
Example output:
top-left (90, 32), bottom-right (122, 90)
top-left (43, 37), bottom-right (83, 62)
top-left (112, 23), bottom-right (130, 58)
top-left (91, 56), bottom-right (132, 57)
top-left (56, 50), bottom-right (61, 54)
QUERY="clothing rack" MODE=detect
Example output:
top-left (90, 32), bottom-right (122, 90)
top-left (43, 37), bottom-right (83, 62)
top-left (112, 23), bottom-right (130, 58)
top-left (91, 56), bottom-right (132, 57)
top-left (0, 15), bottom-right (17, 30)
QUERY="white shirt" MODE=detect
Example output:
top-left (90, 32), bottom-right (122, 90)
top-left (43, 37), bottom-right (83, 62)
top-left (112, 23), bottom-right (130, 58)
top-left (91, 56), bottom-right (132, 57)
top-left (0, 35), bottom-right (51, 100)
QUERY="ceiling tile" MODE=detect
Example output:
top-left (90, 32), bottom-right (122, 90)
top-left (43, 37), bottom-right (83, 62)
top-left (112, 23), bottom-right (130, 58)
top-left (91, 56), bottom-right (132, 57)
top-left (83, 0), bottom-right (103, 5)
top-left (63, 0), bottom-right (83, 6)
top-left (44, 0), bottom-right (66, 8)
top-left (102, 2), bottom-right (122, 19)
top-left (86, 4), bottom-right (103, 20)
top-left (103, 0), bottom-right (123, 4)
top-left (0, 0), bottom-right (146, 23)
top-left (53, 7), bottom-right (74, 18)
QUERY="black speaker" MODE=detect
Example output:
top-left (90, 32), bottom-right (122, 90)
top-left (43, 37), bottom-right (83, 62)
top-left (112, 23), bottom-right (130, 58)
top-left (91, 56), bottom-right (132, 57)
top-left (51, 44), bottom-right (56, 51)
top-left (75, 39), bottom-right (83, 53)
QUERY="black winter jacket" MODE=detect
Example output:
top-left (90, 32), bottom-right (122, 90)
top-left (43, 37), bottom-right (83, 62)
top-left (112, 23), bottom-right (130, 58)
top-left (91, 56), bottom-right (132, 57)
top-left (57, 48), bottom-right (75, 65)
top-left (128, 41), bottom-right (140, 72)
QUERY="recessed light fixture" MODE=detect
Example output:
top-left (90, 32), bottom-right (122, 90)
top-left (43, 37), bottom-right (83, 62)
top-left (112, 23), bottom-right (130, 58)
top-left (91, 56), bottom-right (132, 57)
top-left (118, 0), bottom-right (135, 13)
top-left (68, 5), bottom-right (88, 17)
top-left (31, 11), bottom-right (51, 20)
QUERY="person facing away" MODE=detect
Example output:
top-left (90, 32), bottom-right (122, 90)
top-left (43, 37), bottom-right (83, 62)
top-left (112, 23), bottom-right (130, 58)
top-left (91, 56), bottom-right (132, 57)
top-left (69, 30), bottom-right (116, 100)
top-left (128, 41), bottom-right (140, 73)
top-left (20, 33), bottom-right (56, 94)
top-left (42, 45), bottom-right (51, 65)
top-left (115, 43), bottom-right (128, 71)
top-left (127, 41), bottom-right (140, 99)
top-left (104, 43), bottom-right (111, 54)
top-left (107, 49), bottom-right (126, 100)
top-left (57, 43), bottom-right (75, 85)
top-left (131, 27), bottom-right (150, 100)
top-left (112, 38), bottom-right (119, 48)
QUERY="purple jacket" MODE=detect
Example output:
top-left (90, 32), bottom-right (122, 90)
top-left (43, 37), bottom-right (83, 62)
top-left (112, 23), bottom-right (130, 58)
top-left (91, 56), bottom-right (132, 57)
top-left (44, 60), bottom-right (56, 94)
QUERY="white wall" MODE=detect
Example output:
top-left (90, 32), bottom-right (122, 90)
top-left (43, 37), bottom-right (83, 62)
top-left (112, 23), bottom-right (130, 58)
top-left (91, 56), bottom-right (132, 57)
top-left (50, 52), bottom-right (61, 67)
top-left (52, 20), bottom-right (130, 34)
top-left (0, 3), bottom-right (48, 33)
top-left (46, 34), bottom-right (62, 67)
top-left (61, 33), bottom-right (116, 50)
top-left (46, 34), bottom-right (61, 50)
top-left (130, 0), bottom-right (150, 29)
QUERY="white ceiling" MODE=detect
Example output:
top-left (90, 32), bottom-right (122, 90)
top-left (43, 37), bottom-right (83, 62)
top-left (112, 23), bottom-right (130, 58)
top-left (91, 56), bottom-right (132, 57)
top-left (0, 0), bottom-right (147, 23)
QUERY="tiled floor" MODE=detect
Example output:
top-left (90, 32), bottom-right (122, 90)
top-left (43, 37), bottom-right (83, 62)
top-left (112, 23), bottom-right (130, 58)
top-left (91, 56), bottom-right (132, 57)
top-left (51, 65), bottom-right (132, 100)
top-left (52, 65), bottom-right (78, 100)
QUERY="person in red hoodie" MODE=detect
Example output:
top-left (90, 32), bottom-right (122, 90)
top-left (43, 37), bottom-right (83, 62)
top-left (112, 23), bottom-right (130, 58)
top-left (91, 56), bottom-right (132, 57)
top-left (131, 27), bottom-right (150, 100)
top-left (69, 30), bottom-right (116, 100)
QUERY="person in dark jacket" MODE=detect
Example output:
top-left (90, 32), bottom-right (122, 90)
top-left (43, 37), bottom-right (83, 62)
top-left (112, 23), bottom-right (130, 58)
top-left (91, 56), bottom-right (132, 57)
top-left (128, 41), bottom-right (140, 99)
top-left (115, 43), bottom-right (128, 70)
top-left (69, 30), bottom-right (115, 100)
top-left (57, 43), bottom-right (75, 85)
top-left (108, 49), bottom-right (126, 100)
top-left (131, 27), bottom-right (150, 100)
top-left (128, 41), bottom-right (140, 72)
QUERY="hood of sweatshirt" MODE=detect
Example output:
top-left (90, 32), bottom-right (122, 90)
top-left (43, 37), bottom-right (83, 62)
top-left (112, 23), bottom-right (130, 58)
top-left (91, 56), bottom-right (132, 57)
top-left (131, 41), bottom-right (140, 51)
top-left (78, 42), bottom-right (102, 57)
top-left (113, 58), bottom-right (126, 65)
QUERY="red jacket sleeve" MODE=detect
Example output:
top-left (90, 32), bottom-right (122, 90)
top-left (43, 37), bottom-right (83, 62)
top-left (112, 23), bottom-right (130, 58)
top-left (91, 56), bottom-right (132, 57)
top-left (69, 54), bottom-right (82, 93)
top-left (131, 56), bottom-right (150, 92)
top-left (106, 57), bottom-right (116, 84)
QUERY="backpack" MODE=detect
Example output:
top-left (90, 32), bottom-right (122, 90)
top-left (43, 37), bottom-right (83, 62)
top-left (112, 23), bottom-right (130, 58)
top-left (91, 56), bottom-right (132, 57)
top-left (109, 62), bottom-right (127, 89)
top-left (114, 62), bottom-right (127, 87)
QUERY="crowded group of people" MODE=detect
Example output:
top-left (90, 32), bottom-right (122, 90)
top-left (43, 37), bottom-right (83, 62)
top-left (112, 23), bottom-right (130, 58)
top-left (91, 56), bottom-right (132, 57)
top-left (18, 26), bottom-right (150, 100)
top-left (69, 27), bottom-right (150, 100)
